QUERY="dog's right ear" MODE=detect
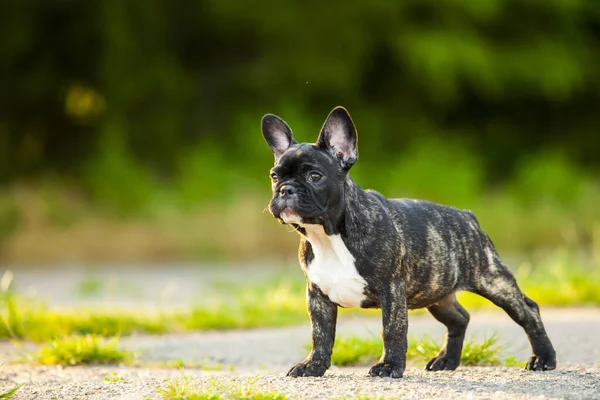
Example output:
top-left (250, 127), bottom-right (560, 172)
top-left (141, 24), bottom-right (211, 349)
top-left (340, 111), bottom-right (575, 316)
top-left (261, 114), bottom-right (298, 160)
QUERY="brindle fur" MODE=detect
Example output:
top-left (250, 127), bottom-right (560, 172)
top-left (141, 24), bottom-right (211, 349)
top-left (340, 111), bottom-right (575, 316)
top-left (261, 106), bottom-right (557, 378)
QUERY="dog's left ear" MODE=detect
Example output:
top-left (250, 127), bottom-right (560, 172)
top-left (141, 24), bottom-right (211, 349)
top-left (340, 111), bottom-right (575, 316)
top-left (317, 106), bottom-right (358, 170)
top-left (262, 114), bottom-right (298, 160)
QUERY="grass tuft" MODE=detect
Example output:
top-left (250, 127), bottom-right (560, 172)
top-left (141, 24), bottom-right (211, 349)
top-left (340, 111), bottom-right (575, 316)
top-left (156, 376), bottom-right (287, 400)
top-left (186, 280), bottom-right (307, 331)
top-left (460, 333), bottom-right (503, 366)
top-left (330, 336), bottom-right (382, 366)
top-left (31, 334), bottom-right (133, 366)
top-left (0, 385), bottom-right (22, 399)
top-left (160, 358), bottom-right (225, 371)
top-left (104, 372), bottom-right (125, 382)
top-left (330, 333), bottom-right (508, 367)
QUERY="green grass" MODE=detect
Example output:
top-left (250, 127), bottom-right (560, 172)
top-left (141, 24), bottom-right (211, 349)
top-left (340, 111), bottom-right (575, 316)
top-left (156, 376), bottom-right (287, 400)
top-left (104, 372), bottom-right (125, 382)
top-left (29, 334), bottom-right (133, 366)
top-left (158, 358), bottom-right (227, 371)
top-left (1, 251), bottom-right (598, 344)
top-left (330, 333), bottom-right (511, 367)
top-left (0, 385), bottom-right (22, 399)
top-left (185, 280), bottom-right (308, 330)
top-left (328, 335), bottom-right (382, 366)
top-left (0, 358), bottom-right (22, 399)
top-left (0, 291), bottom-right (172, 341)
top-left (0, 279), bottom-right (308, 342)
top-left (408, 333), bottom-right (505, 366)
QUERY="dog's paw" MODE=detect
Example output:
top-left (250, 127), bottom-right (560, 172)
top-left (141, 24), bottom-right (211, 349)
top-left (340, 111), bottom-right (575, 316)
top-left (368, 362), bottom-right (405, 379)
top-left (525, 353), bottom-right (557, 371)
top-left (425, 354), bottom-right (460, 371)
top-left (286, 360), bottom-right (328, 377)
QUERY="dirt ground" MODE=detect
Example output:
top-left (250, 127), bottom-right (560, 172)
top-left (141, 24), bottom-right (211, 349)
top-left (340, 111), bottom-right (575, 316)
top-left (2, 308), bottom-right (599, 399)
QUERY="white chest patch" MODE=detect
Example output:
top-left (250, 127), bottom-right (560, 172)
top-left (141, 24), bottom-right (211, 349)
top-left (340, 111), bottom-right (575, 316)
top-left (304, 226), bottom-right (367, 308)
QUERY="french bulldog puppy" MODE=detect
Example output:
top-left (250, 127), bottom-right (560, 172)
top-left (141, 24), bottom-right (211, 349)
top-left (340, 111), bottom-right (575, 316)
top-left (261, 106), bottom-right (556, 378)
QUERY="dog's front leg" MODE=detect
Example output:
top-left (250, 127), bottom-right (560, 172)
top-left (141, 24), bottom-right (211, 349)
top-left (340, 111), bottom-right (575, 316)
top-left (287, 285), bottom-right (337, 377)
top-left (369, 280), bottom-right (408, 378)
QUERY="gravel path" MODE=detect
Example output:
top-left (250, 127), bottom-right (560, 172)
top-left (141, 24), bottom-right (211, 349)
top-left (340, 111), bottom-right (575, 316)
top-left (3, 365), bottom-right (599, 400)
top-left (2, 308), bottom-right (599, 399)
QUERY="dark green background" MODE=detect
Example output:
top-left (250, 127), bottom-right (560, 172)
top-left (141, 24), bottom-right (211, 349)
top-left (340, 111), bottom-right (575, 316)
top-left (2, 0), bottom-right (599, 181)
top-left (0, 1), bottom-right (599, 261)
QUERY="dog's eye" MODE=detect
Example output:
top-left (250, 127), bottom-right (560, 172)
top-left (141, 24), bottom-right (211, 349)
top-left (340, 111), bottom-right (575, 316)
top-left (309, 172), bottom-right (322, 182)
top-left (270, 172), bottom-right (278, 182)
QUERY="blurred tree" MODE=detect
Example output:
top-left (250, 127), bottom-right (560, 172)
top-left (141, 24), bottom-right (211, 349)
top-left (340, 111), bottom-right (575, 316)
top-left (0, 0), bottom-right (599, 191)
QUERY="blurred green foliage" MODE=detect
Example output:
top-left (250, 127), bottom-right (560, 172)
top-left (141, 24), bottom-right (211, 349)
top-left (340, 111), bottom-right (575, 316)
top-left (2, 0), bottom-right (600, 182)
top-left (0, 0), bottom-right (599, 259)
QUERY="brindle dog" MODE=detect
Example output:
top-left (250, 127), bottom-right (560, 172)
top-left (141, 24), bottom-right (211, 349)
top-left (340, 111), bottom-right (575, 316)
top-left (261, 106), bottom-right (557, 378)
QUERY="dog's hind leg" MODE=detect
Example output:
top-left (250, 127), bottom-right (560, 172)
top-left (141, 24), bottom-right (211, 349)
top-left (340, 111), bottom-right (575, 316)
top-left (472, 254), bottom-right (556, 371)
top-left (425, 293), bottom-right (470, 371)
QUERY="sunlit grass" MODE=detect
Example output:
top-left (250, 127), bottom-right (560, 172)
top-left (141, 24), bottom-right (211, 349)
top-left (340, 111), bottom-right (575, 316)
top-left (0, 385), bottom-right (22, 399)
top-left (0, 277), bottom-right (309, 342)
top-left (408, 333), bottom-right (505, 366)
top-left (0, 291), bottom-right (172, 342)
top-left (186, 280), bottom-right (307, 330)
top-left (30, 335), bottom-right (133, 366)
top-left (1, 251), bottom-right (598, 343)
top-left (104, 372), bottom-right (125, 382)
top-left (330, 333), bottom-right (511, 367)
top-left (0, 358), bottom-right (22, 399)
top-left (156, 376), bottom-right (287, 400)
top-left (157, 358), bottom-right (227, 371)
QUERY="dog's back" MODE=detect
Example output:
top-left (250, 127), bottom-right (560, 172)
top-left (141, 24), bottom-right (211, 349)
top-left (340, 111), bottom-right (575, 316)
top-left (366, 191), bottom-right (500, 305)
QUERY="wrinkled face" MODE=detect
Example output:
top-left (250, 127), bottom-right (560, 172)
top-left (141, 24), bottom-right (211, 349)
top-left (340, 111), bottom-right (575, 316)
top-left (268, 143), bottom-right (344, 225)
top-left (261, 106), bottom-right (358, 226)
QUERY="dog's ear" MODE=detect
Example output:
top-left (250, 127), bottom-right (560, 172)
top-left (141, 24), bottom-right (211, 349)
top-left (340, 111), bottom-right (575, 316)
top-left (261, 114), bottom-right (298, 159)
top-left (317, 106), bottom-right (358, 170)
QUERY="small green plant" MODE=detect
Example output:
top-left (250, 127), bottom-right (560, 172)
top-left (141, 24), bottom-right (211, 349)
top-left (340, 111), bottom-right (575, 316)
top-left (104, 372), bottom-right (125, 382)
top-left (31, 335), bottom-right (133, 366)
top-left (156, 376), bottom-right (287, 400)
top-left (0, 384), bottom-right (22, 399)
top-left (330, 333), bottom-right (507, 367)
top-left (161, 358), bottom-right (224, 371)
top-left (460, 333), bottom-right (503, 366)
top-left (503, 356), bottom-right (521, 367)
top-left (406, 334), bottom-right (504, 366)
top-left (330, 335), bottom-right (382, 366)
top-left (199, 362), bottom-right (223, 372)
top-left (405, 335), bottom-right (440, 363)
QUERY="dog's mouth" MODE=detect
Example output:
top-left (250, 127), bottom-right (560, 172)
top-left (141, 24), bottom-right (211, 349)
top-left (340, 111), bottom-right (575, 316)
top-left (269, 194), bottom-right (325, 226)
top-left (279, 207), bottom-right (303, 224)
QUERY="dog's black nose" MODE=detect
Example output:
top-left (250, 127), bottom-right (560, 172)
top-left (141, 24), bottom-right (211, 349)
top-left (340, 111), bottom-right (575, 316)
top-left (279, 185), bottom-right (297, 197)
